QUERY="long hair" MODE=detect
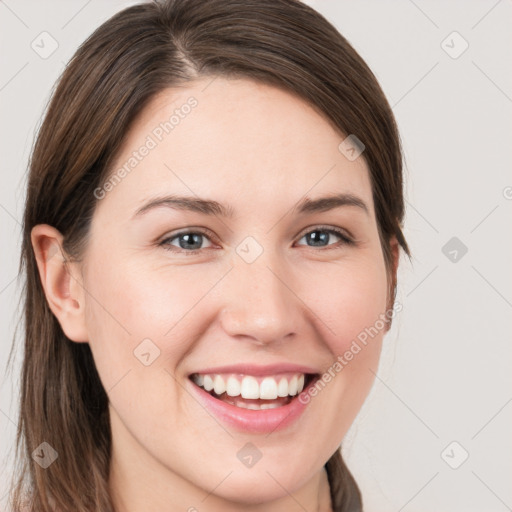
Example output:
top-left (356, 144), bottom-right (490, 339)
top-left (7, 1), bottom-right (410, 510)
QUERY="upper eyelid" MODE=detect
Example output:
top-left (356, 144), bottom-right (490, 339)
top-left (160, 227), bottom-right (218, 244)
top-left (296, 224), bottom-right (352, 240)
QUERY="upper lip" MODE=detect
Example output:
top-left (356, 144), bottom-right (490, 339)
top-left (189, 363), bottom-right (321, 376)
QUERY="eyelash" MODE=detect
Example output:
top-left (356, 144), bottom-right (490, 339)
top-left (158, 226), bottom-right (355, 255)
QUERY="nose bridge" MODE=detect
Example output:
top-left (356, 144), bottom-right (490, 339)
top-left (219, 244), bottom-right (302, 345)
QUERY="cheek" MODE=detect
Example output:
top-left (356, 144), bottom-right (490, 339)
top-left (84, 251), bottom-right (213, 344)
top-left (82, 252), bottom-right (231, 404)
top-left (303, 256), bottom-right (389, 356)
top-left (82, 257), bottom-right (205, 433)
top-left (298, 257), bottom-right (388, 433)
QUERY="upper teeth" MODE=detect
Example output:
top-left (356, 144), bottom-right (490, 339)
top-left (192, 373), bottom-right (306, 399)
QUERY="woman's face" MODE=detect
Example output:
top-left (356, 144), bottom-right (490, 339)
top-left (68, 77), bottom-right (396, 507)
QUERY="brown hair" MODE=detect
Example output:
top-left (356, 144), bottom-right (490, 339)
top-left (7, 0), bottom-right (410, 510)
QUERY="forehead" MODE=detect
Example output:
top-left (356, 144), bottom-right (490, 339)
top-left (97, 76), bottom-right (373, 218)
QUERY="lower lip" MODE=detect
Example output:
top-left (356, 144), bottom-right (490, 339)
top-left (189, 379), bottom-right (315, 434)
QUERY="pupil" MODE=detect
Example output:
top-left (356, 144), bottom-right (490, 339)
top-left (179, 233), bottom-right (202, 249)
top-left (307, 231), bottom-right (328, 246)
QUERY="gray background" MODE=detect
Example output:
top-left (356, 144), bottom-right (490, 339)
top-left (1, 1), bottom-right (511, 510)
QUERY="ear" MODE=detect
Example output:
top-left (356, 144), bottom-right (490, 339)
top-left (31, 224), bottom-right (89, 343)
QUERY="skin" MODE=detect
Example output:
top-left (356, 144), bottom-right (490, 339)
top-left (32, 76), bottom-right (399, 512)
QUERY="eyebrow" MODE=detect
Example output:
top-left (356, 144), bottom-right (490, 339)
top-left (293, 193), bottom-right (369, 216)
top-left (132, 192), bottom-right (369, 219)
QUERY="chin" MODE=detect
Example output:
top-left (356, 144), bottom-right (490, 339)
top-left (200, 458), bottom-right (316, 505)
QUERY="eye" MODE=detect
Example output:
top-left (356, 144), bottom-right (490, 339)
top-left (159, 225), bottom-right (354, 255)
top-left (159, 229), bottom-right (215, 254)
top-left (295, 226), bottom-right (354, 249)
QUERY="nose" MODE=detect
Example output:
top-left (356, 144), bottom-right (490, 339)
top-left (218, 253), bottom-right (305, 347)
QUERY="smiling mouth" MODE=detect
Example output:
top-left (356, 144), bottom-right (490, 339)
top-left (189, 372), bottom-right (319, 410)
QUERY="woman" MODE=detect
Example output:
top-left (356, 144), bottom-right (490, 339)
top-left (8, 0), bottom-right (410, 510)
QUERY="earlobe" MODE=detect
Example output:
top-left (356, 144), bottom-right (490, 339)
top-left (31, 224), bottom-right (89, 343)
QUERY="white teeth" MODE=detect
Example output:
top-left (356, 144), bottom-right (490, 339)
top-left (297, 374), bottom-right (305, 393)
top-left (277, 377), bottom-right (289, 397)
top-left (192, 372), bottom-right (310, 400)
top-left (240, 376), bottom-right (260, 399)
top-left (236, 401), bottom-right (282, 410)
top-left (213, 375), bottom-right (226, 395)
top-left (260, 377), bottom-right (278, 399)
top-left (226, 376), bottom-right (241, 397)
top-left (288, 375), bottom-right (298, 396)
top-left (203, 375), bottom-right (214, 391)
top-left (259, 402), bottom-right (281, 409)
